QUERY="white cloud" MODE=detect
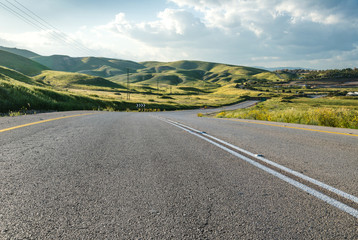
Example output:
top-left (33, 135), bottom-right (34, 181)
top-left (275, 1), bottom-right (342, 25)
top-left (0, 30), bottom-right (68, 55)
top-left (102, 9), bottom-right (209, 46)
top-left (2, 0), bottom-right (358, 69)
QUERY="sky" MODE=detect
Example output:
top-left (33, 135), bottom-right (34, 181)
top-left (0, 0), bottom-right (358, 69)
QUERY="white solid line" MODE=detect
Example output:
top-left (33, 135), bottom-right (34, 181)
top-left (166, 119), bottom-right (358, 205)
top-left (162, 119), bottom-right (358, 219)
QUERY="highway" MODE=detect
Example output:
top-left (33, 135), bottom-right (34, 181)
top-left (0, 103), bottom-right (357, 239)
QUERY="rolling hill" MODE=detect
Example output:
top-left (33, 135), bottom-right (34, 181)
top-left (0, 50), bottom-right (49, 76)
top-left (110, 60), bottom-right (284, 88)
top-left (0, 66), bottom-right (37, 85)
top-left (31, 55), bottom-right (146, 77)
top-left (0, 46), bottom-right (40, 58)
top-left (0, 46), bottom-right (283, 87)
top-left (0, 66), bottom-right (97, 112)
top-left (33, 70), bottom-right (125, 89)
top-left (0, 68), bottom-right (137, 113)
top-left (0, 45), bottom-right (288, 113)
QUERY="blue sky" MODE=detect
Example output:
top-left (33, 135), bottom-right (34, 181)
top-left (0, 0), bottom-right (358, 69)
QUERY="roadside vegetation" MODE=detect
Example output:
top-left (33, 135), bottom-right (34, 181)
top-left (216, 97), bottom-right (358, 129)
top-left (0, 46), bottom-right (357, 129)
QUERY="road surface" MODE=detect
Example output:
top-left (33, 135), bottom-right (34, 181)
top-left (1, 103), bottom-right (357, 239)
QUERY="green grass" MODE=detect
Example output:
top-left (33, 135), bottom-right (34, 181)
top-left (141, 60), bottom-right (218, 71)
top-left (110, 60), bottom-right (277, 94)
top-left (0, 66), bottom-right (36, 84)
top-left (216, 97), bottom-right (358, 129)
top-left (0, 67), bottom-right (183, 114)
top-left (31, 55), bottom-right (145, 77)
top-left (33, 70), bottom-right (125, 89)
top-left (0, 50), bottom-right (48, 76)
top-left (0, 76), bottom-right (175, 114)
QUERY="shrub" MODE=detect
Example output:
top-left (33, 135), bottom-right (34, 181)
top-left (217, 107), bottom-right (358, 129)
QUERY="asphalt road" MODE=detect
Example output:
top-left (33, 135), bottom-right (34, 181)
top-left (0, 104), bottom-right (357, 239)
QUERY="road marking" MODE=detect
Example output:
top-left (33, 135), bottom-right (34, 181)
top-left (0, 113), bottom-right (96, 133)
top-left (219, 118), bottom-right (358, 137)
top-left (160, 118), bottom-right (358, 219)
top-left (168, 119), bottom-right (358, 204)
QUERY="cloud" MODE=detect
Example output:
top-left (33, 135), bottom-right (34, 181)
top-left (164, 0), bottom-right (358, 68)
top-left (0, 31), bottom-right (61, 53)
top-left (0, 37), bottom-right (15, 47)
top-left (2, 0), bottom-right (358, 69)
top-left (103, 9), bottom-right (209, 47)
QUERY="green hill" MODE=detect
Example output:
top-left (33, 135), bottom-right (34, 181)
top-left (111, 60), bottom-right (281, 88)
top-left (0, 72), bottom-right (127, 113)
top-left (141, 60), bottom-right (218, 71)
top-left (31, 55), bottom-right (146, 77)
top-left (33, 70), bottom-right (125, 89)
top-left (0, 66), bottom-right (37, 85)
top-left (0, 50), bottom-right (49, 76)
top-left (0, 46), bottom-right (40, 58)
top-left (0, 46), bottom-right (282, 113)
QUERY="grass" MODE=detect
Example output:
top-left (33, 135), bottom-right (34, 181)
top-left (0, 71), bottom-right (177, 114)
top-left (33, 70), bottom-right (125, 90)
top-left (0, 66), bottom-right (36, 84)
top-left (31, 55), bottom-right (145, 77)
top-left (216, 97), bottom-right (358, 129)
top-left (113, 60), bottom-right (276, 88)
top-left (0, 50), bottom-right (48, 76)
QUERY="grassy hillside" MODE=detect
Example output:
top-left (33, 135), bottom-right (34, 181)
top-left (141, 60), bottom-right (218, 71)
top-left (0, 70), bottom-right (98, 112)
top-left (0, 46), bottom-right (40, 58)
top-left (111, 60), bottom-right (280, 91)
top-left (34, 70), bottom-right (126, 90)
top-left (0, 66), bottom-right (38, 85)
top-left (0, 50), bottom-right (49, 76)
top-left (0, 68), bottom-right (177, 114)
top-left (31, 55), bottom-right (145, 77)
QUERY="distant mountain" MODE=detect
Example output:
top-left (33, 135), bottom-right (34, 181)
top-left (0, 50), bottom-right (49, 76)
top-left (29, 56), bottom-right (282, 85)
top-left (255, 66), bottom-right (315, 71)
top-left (0, 46), bottom-right (40, 58)
top-left (31, 55), bottom-right (146, 78)
top-left (0, 48), bottom-right (124, 90)
top-left (109, 60), bottom-right (282, 86)
top-left (0, 46), bottom-right (285, 87)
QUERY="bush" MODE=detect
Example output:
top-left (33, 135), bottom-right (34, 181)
top-left (217, 107), bottom-right (358, 129)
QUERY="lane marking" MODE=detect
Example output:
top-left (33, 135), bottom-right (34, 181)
top-left (0, 113), bottom-right (96, 133)
top-left (160, 118), bottom-right (358, 219)
top-left (167, 119), bottom-right (358, 205)
top-left (218, 118), bottom-right (358, 137)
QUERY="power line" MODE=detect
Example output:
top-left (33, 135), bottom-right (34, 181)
top-left (0, 2), bottom-right (46, 31)
top-left (0, 0), bottom-right (96, 56)
top-left (12, 0), bottom-right (96, 55)
top-left (0, 1), bottom-right (85, 56)
top-left (14, 0), bottom-right (58, 30)
top-left (1, 0), bottom-right (72, 49)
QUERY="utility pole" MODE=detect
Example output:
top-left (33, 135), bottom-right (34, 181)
top-left (127, 68), bottom-right (130, 100)
top-left (157, 79), bottom-right (159, 98)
